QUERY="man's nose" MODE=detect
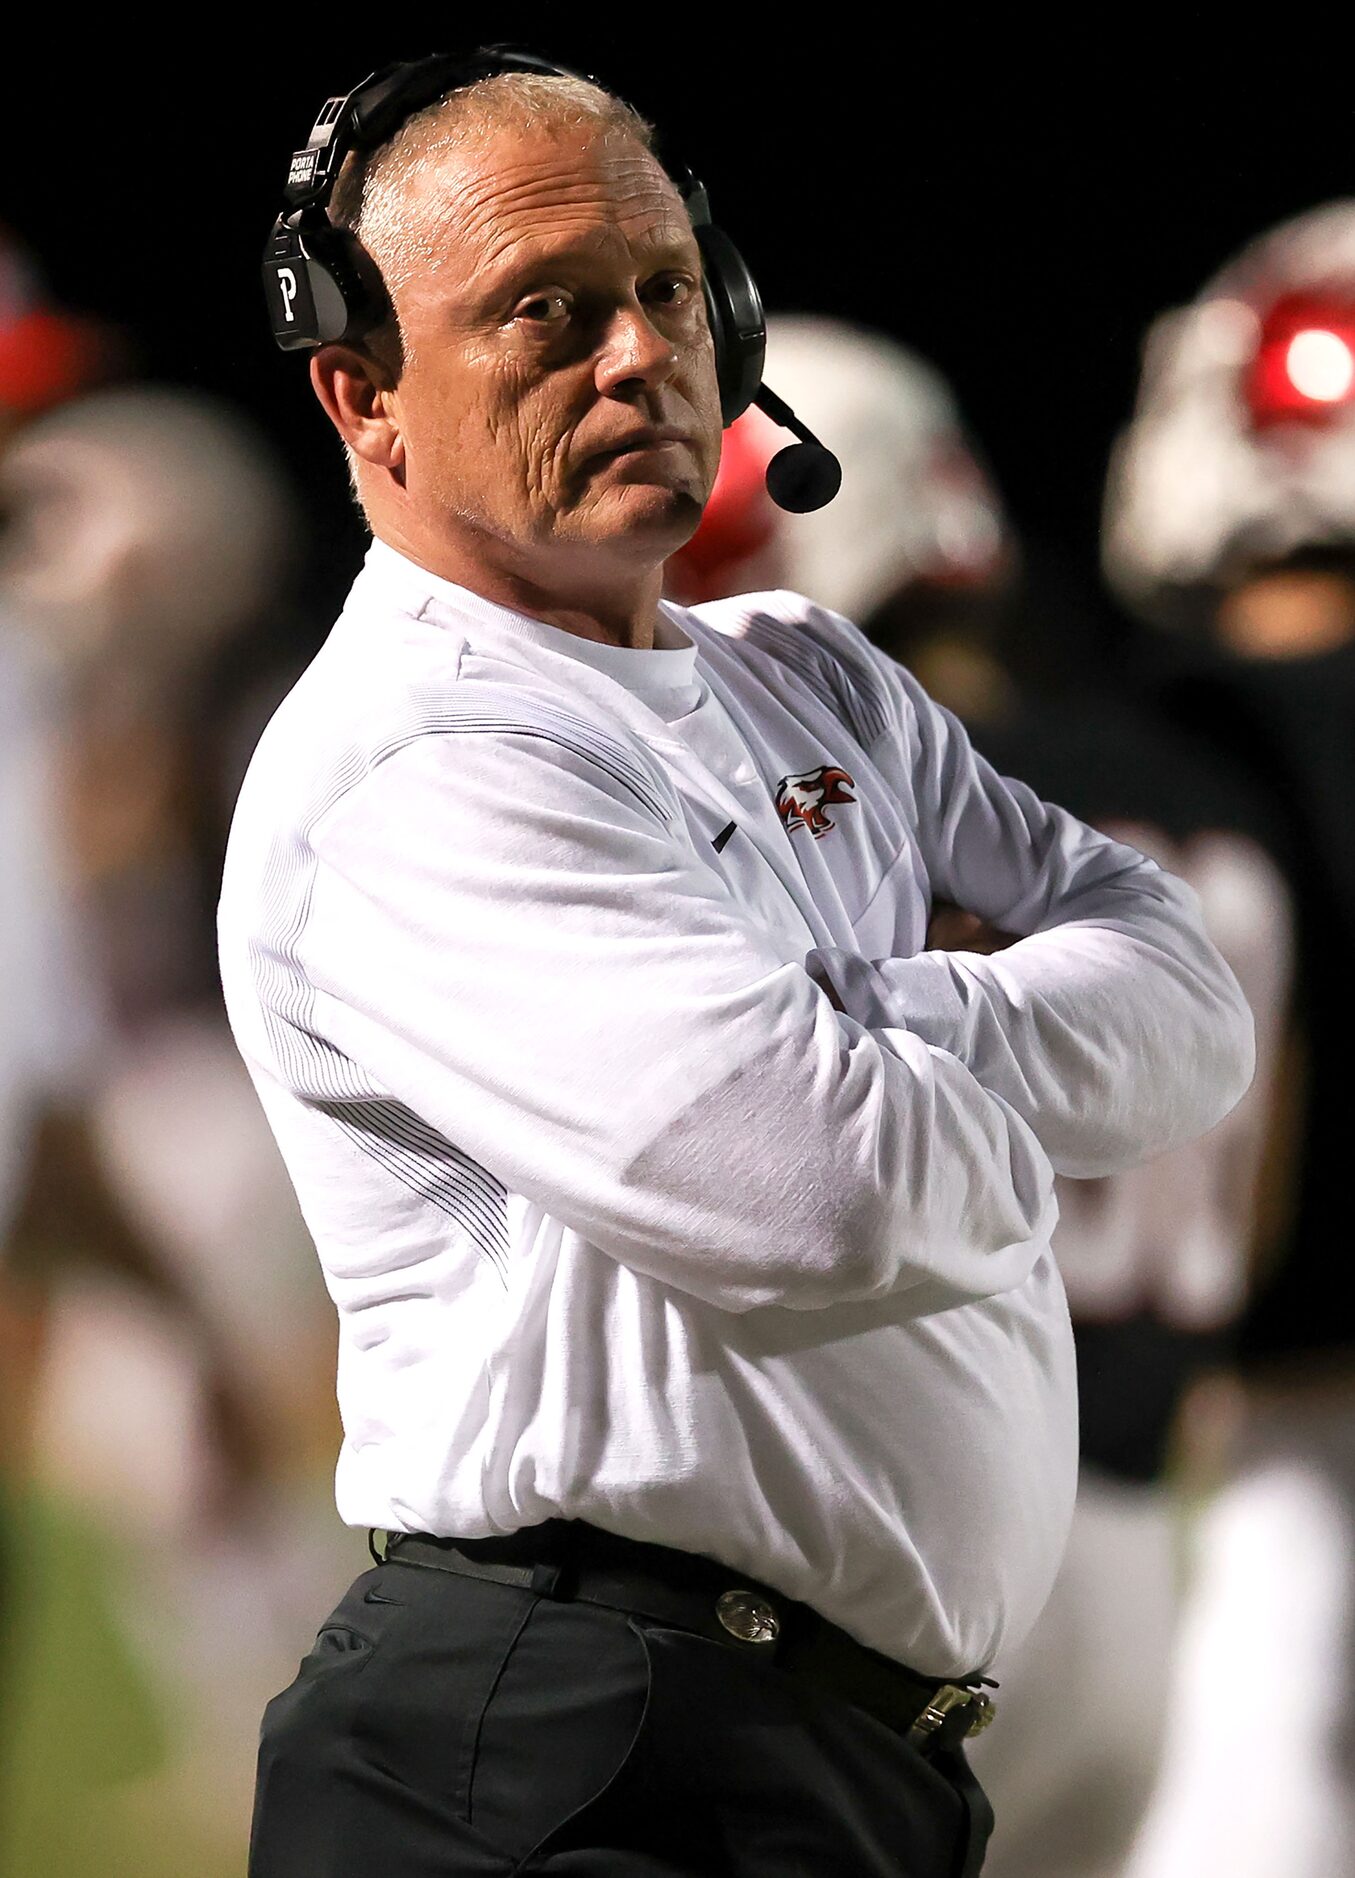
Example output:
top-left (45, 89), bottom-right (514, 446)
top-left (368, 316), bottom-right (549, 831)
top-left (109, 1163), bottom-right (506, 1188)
top-left (594, 301), bottom-right (678, 398)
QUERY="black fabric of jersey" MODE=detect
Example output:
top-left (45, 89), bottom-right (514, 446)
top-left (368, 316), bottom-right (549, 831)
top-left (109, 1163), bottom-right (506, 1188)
top-left (975, 688), bottom-right (1284, 1480)
top-left (1140, 641), bottom-right (1355, 1369)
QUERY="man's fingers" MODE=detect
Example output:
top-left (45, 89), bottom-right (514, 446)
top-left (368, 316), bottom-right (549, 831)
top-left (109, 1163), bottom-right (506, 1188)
top-left (927, 899), bottom-right (1018, 955)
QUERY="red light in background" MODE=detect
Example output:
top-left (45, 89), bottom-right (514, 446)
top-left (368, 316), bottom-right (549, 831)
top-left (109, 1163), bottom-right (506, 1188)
top-left (1247, 293), bottom-right (1355, 428)
top-left (1285, 329), bottom-right (1354, 401)
top-left (666, 404), bottom-right (784, 602)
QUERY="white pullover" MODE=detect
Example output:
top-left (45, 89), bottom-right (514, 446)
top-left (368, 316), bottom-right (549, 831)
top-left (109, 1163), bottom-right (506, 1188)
top-left (218, 541), bottom-right (1253, 1675)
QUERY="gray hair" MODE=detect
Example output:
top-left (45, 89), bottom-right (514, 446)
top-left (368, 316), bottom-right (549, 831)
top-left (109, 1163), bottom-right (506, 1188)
top-left (333, 71), bottom-right (654, 318)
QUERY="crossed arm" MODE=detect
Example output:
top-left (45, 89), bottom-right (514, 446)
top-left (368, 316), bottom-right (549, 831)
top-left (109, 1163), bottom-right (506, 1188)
top-left (807, 666), bottom-right (1257, 1181)
top-left (298, 673), bottom-right (1253, 1316)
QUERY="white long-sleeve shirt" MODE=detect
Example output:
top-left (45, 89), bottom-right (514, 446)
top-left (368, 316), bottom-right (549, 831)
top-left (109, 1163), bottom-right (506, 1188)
top-left (217, 541), bottom-right (1253, 1674)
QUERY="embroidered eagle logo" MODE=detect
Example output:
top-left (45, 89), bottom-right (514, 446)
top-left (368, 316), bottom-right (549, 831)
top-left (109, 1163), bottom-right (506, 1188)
top-left (775, 765), bottom-right (857, 839)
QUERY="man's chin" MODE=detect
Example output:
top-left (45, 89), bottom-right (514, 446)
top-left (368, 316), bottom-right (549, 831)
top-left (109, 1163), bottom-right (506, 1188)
top-left (572, 482), bottom-right (706, 556)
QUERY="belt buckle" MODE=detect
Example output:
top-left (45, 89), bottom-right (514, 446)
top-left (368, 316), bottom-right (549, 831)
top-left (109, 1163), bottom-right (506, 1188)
top-left (715, 1588), bottom-right (781, 1644)
top-left (907, 1683), bottom-right (995, 1749)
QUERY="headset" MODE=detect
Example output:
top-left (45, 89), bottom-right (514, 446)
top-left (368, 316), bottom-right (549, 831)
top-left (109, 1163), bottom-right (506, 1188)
top-left (262, 47), bottom-right (841, 512)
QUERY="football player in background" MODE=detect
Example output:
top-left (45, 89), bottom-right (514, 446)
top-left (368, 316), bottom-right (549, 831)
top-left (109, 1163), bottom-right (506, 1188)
top-left (666, 315), bottom-right (1017, 722)
top-left (1102, 202), bottom-right (1355, 1878)
top-left (0, 383), bottom-right (291, 1533)
top-left (0, 265), bottom-right (325, 1870)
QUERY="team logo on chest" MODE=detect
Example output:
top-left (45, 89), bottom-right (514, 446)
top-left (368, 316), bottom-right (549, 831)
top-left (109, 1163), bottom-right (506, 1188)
top-left (775, 764), bottom-right (857, 840)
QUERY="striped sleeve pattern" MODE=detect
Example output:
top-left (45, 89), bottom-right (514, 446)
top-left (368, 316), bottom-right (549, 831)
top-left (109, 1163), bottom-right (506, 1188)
top-left (316, 1097), bottom-right (510, 1281)
top-left (712, 596), bottom-right (895, 750)
top-left (242, 686), bottom-right (667, 1284)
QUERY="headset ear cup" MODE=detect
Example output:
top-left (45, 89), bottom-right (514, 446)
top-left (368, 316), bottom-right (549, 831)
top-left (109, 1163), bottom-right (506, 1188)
top-left (263, 214), bottom-right (385, 349)
top-left (695, 223), bottom-right (766, 426)
top-left (302, 221), bottom-right (384, 345)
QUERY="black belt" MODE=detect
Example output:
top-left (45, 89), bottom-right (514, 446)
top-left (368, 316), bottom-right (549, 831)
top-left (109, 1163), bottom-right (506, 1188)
top-left (377, 1520), bottom-right (995, 1755)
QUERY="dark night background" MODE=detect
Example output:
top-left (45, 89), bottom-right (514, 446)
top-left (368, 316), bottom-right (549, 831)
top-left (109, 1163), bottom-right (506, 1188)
top-left (9, 20), bottom-right (1354, 648)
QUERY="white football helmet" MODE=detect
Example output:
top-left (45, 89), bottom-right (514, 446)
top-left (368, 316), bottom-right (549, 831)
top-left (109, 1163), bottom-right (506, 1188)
top-left (669, 315), bottom-right (1011, 619)
top-left (1105, 201), bottom-right (1355, 625)
top-left (0, 386), bottom-right (293, 687)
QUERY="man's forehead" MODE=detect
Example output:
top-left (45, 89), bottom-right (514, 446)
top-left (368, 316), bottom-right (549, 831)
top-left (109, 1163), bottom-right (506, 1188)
top-left (405, 127), bottom-right (689, 271)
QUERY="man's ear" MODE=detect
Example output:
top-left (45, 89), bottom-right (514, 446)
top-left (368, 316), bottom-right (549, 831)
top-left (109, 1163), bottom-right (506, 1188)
top-left (310, 345), bottom-right (405, 475)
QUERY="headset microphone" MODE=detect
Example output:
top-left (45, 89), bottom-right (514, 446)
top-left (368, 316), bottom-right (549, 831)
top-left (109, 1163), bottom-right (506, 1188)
top-left (753, 385), bottom-right (844, 514)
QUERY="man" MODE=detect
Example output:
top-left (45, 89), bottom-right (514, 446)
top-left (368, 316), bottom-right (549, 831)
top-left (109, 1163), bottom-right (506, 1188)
top-left (0, 326), bottom-right (280, 1867)
top-left (1097, 200), bottom-right (1355, 1876)
top-left (220, 58), bottom-right (1254, 1877)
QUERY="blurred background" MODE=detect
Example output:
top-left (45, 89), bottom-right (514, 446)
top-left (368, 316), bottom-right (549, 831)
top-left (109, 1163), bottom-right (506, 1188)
top-left (4, 20), bottom-right (1355, 1874)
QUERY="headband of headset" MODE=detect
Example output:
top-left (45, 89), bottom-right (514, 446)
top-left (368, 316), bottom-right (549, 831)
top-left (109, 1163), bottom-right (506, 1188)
top-left (262, 47), bottom-right (765, 424)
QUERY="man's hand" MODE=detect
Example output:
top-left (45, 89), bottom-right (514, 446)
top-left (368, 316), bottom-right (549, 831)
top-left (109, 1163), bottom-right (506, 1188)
top-left (809, 901), bottom-right (1017, 1015)
top-left (926, 899), bottom-right (1018, 956)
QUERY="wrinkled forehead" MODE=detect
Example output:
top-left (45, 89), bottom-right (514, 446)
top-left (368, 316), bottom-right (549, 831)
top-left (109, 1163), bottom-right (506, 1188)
top-left (392, 124), bottom-right (692, 284)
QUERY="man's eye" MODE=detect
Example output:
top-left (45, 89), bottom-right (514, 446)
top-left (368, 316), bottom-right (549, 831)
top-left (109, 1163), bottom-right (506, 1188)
top-left (646, 274), bottom-right (696, 309)
top-left (513, 291), bottom-right (572, 325)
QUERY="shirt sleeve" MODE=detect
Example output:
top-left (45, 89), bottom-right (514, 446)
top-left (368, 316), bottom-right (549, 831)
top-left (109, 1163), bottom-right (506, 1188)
top-left (298, 709), bottom-right (1056, 1314)
top-left (807, 653), bottom-right (1257, 1181)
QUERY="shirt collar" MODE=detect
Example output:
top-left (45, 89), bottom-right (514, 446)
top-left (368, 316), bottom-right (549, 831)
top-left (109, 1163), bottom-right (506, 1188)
top-left (362, 538), bottom-right (699, 707)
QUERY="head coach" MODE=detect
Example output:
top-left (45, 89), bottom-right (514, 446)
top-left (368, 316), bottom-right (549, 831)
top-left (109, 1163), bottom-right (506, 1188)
top-left (220, 47), bottom-right (1254, 1878)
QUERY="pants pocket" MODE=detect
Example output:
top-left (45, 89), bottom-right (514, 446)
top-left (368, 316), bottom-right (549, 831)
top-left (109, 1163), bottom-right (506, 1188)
top-left (249, 1570), bottom-right (410, 1878)
top-left (941, 1748), bottom-right (995, 1878)
top-left (466, 1600), bottom-right (653, 1869)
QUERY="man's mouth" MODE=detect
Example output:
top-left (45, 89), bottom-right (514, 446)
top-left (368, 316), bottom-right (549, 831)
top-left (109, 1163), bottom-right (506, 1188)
top-left (587, 427), bottom-right (692, 464)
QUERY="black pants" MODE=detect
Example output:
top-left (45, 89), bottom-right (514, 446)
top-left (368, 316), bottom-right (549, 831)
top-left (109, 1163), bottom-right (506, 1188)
top-left (249, 1556), bottom-right (993, 1876)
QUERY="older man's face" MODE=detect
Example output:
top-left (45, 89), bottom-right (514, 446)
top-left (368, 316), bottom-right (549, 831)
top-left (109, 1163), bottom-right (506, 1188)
top-left (384, 124), bottom-right (724, 570)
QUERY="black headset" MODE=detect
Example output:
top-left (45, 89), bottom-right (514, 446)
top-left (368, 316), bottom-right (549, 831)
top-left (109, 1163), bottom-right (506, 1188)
top-left (263, 47), bottom-right (841, 512)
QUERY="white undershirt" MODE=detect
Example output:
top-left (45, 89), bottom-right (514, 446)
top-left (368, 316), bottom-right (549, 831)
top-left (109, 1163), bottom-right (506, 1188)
top-left (218, 541), bottom-right (1253, 1674)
